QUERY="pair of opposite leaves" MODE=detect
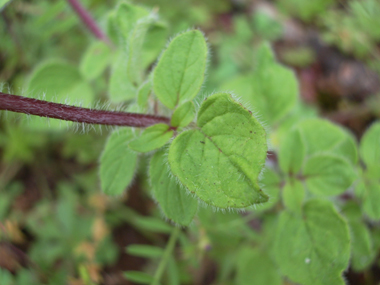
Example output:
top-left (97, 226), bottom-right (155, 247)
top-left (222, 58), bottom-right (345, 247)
top-left (102, 30), bottom-right (269, 213)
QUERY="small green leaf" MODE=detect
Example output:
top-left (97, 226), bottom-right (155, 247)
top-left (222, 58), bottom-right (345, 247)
top-left (278, 128), bottom-right (305, 174)
top-left (303, 154), bottom-right (356, 196)
top-left (123, 271), bottom-right (153, 284)
top-left (108, 51), bottom-right (137, 103)
top-left (137, 80), bottom-right (152, 111)
top-left (256, 167), bottom-right (281, 211)
top-left (221, 43), bottom-right (298, 125)
top-left (126, 245), bottom-right (163, 258)
top-left (129, 124), bottom-right (173, 153)
top-left (170, 101), bottom-right (195, 128)
top-left (26, 60), bottom-right (94, 130)
top-left (142, 21), bottom-right (168, 70)
top-left (79, 41), bottom-right (112, 80)
top-left (295, 119), bottom-right (358, 165)
top-left (355, 178), bottom-right (380, 220)
top-left (360, 121), bottom-right (380, 177)
top-left (100, 128), bottom-right (137, 195)
top-left (236, 247), bottom-right (281, 285)
top-left (168, 93), bottom-right (268, 208)
top-left (153, 30), bottom-right (208, 109)
top-left (282, 179), bottom-right (304, 213)
top-left (343, 202), bottom-right (375, 271)
top-left (274, 199), bottom-right (350, 285)
top-left (150, 150), bottom-right (198, 226)
top-left (115, 2), bottom-right (149, 41)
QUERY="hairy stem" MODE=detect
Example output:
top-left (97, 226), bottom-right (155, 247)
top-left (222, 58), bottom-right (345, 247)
top-left (66, 0), bottom-right (111, 44)
top-left (0, 93), bottom-right (171, 128)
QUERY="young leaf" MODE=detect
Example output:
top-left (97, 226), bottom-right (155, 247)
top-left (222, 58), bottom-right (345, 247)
top-left (149, 151), bottom-right (198, 226)
top-left (79, 41), bottom-right (112, 81)
top-left (278, 128), bottom-right (305, 174)
top-left (282, 179), bottom-right (304, 213)
top-left (168, 93), bottom-right (268, 208)
top-left (26, 60), bottom-right (94, 130)
top-left (141, 22), bottom-right (168, 69)
top-left (137, 80), bottom-right (152, 110)
top-left (256, 167), bottom-right (281, 212)
top-left (150, 150), bottom-right (198, 226)
top-left (170, 101), bottom-right (195, 128)
top-left (295, 119), bottom-right (358, 165)
top-left (236, 247), bottom-right (281, 285)
top-left (360, 121), bottom-right (380, 177)
top-left (129, 123), bottom-right (173, 153)
top-left (108, 51), bottom-right (137, 103)
top-left (303, 154), bottom-right (356, 196)
top-left (153, 30), bottom-right (208, 109)
top-left (343, 202), bottom-right (375, 271)
top-left (99, 128), bottom-right (137, 195)
top-left (115, 2), bottom-right (149, 41)
top-left (274, 199), bottom-right (350, 285)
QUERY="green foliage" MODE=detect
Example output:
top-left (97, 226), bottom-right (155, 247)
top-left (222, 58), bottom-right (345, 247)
top-left (129, 123), bottom-right (173, 153)
top-left (277, 0), bottom-right (335, 22)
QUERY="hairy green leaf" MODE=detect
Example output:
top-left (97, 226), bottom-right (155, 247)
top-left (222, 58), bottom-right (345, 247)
top-left (79, 41), bottom-right (111, 81)
top-left (137, 80), bottom-right (152, 111)
top-left (100, 128), bottom-right (137, 195)
top-left (168, 93), bottom-right (268, 208)
top-left (278, 128), bottom-right (305, 174)
top-left (303, 154), bottom-right (356, 196)
top-left (129, 124), bottom-right (173, 153)
top-left (274, 199), bottom-right (350, 285)
top-left (153, 30), bottom-right (208, 109)
top-left (170, 101), bottom-right (195, 128)
top-left (115, 2), bottom-right (149, 41)
top-left (355, 178), bottom-right (380, 220)
top-left (150, 150), bottom-right (197, 226)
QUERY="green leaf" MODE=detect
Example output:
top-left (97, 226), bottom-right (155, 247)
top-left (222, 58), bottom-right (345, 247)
top-left (115, 2), bottom-right (149, 41)
top-left (282, 179), bottom-right (304, 213)
top-left (153, 30), bottom-right (208, 109)
top-left (126, 245), bottom-right (163, 258)
top-left (150, 150), bottom-right (198, 226)
top-left (355, 178), bottom-right (380, 220)
top-left (142, 22), bottom-right (168, 69)
top-left (123, 271), bottom-right (153, 284)
top-left (26, 60), bottom-right (94, 130)
top-left (303, 154), bottom-right (356, 196)
top-left (170, 101), bottom-right (195, 128)
top-left (256, 167), bottom-right (281, 212)
top-left (236, 247), bottom-right (281, 285)
top-left (274, 199), bottom-right (350, 285)
top-left (343, 202), bottom-right (375, 271)
top-left (221, 43), bottom-right (298, 125)
top-left (360, 121), bottom-right (380, 177)
top-left (137, 80), bottom-right (152, 111)
top-left (99, 128), bottom-right (138, 195)
top-left (108, 51), bottom-right (137, 103)
top-left (295, 119), bottom-right (358, 165)
top-left (79, 41), bottom-right (112, 80)
top-left (168, 93), bottom-right (268, 208)
top-left (278, 127), bottom-right (305, 174)
top-left (129, 123), bottom-right (173, 153)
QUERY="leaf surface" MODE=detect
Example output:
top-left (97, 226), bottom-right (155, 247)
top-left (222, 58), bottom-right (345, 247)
top-left (129, 124), bottom-right (173, 153)
top-left (168, 93), bottom-right (268, 208)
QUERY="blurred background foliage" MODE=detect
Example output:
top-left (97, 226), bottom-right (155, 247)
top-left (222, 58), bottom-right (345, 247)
top-left (1, 0), bottom-right (380, 284)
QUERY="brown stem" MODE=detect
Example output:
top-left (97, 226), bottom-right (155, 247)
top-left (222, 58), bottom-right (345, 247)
top-left (66, 0), bottom-right (111, 45)
top-left (0, 93), bottom-right (171, 128)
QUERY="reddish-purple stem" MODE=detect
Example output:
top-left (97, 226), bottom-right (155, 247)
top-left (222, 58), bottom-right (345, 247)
top-left (0, 93), bottom-right (171, 128)
top-left (66, 0), bottom-right (111, 44)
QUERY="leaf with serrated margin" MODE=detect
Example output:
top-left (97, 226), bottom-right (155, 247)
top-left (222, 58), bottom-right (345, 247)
top-left (303, 153), bottom-right (356, 196)
top-left (100, 128), bottom-right (137, 196)
top-left (150, 150), bottom-right (197, 226)
top-left (153, 30), bottom-right (208, 109)
top-left (274, 199), bottom-right (350, 285)
top-left (360, 121), bottom-right (380, 178)
top-left (129, 124), bottom-right (173, 153)
top-left (168, 93), bottom-right (268, 209)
